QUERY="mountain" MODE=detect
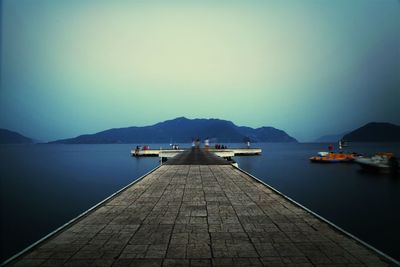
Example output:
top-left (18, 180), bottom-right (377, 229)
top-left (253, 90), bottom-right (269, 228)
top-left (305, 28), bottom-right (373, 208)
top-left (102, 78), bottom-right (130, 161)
top-left (314, 132), bottom-right (349, 143)
top-left (49, 117), bottom-right (297, 144)
top-left (343, 122), bottom-right (400, 142)
top-left (0, 129), bottom-right (33, 144)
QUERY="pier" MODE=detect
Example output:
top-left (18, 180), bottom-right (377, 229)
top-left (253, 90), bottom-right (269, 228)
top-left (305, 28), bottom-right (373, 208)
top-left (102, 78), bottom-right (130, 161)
top-left (6, 149), bottom-right (396, 266)
top-left (132, 148), bottom-right (262, 159)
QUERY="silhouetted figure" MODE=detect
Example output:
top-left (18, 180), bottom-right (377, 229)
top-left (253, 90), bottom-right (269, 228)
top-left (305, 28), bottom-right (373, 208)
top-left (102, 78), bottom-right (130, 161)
top-left (204, 137), bottom-right (209, 151)
top-left (328, 144), bottom-right (334, 152)
top-left (195, 138), bottom-right (200, 149)
top-left (135, 145), bottom-right (140, 155)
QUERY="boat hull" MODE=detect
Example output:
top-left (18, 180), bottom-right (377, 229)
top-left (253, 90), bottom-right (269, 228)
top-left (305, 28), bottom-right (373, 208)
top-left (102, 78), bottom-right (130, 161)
top-left (310, 153), bottom-right (355, 163)
top-left (355, 157), bottom-right (399, 175)
top-left (310, 157), bottom-right (354, 163)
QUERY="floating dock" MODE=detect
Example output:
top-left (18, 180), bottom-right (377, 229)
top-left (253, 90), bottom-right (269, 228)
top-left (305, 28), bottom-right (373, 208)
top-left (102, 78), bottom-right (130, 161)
top-left (5, 149), bottom-right (397, 266)
top-left (132, 148), bottom-right (262, 160)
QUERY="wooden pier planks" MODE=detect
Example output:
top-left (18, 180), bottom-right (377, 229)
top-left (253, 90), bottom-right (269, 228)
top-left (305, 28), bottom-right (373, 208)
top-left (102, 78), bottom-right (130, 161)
top-left (7, 163), bottom-right (394, 266)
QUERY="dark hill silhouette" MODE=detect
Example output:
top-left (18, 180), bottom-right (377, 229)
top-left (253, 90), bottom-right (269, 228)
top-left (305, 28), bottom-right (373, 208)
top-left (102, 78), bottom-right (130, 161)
top-left (49, 117), bottom-right (297, 144)
top-left (343, 122), bottom-right (400, 142)
top-left (0, 129), bottom-right (33, 144)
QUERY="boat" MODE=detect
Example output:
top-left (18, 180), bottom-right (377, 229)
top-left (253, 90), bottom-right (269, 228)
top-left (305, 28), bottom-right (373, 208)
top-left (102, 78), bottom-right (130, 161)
top-left (355, 152), bottom-right (399, 174)
top-left (310, 152), bottom-right (355, 163)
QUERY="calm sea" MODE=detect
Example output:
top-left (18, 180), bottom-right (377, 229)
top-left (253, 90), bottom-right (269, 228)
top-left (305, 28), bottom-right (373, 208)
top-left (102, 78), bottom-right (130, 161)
top-left (1, 143), bottom-right (399, 262)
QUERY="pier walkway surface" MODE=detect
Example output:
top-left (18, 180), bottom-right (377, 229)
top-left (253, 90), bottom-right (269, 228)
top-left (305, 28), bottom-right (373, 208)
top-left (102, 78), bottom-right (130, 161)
top-left (7, 150), bottom-right (395, 266)
top-left (164, 148), bottom-right (231, 165)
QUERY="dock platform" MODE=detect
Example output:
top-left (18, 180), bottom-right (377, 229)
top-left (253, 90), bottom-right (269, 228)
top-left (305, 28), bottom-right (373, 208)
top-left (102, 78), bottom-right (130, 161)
top-left (131, 148), bottom-right (262, 159)
top-left (6, 150), bottom-right (396, 266)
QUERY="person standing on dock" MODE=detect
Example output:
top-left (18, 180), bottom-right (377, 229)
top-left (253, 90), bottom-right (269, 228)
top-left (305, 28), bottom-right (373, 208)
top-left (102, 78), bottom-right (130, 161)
top-left (204, 137), bottom-right (210, 151)
top-left (328, 144), bottom-right (334, 152)
top-left (339, 140), bottom-right (346, 151)
top-left (134, 145), bottom-right (140, 156)
top-left (195, 138), bottom-right (200, 149)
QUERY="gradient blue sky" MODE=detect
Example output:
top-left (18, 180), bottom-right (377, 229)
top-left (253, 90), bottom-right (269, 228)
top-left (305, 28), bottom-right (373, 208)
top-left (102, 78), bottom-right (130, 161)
top-left (1, 0), bottom-right (399, 142)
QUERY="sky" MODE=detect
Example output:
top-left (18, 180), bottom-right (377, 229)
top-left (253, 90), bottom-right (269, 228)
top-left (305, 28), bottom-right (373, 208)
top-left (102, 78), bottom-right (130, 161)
top-left (1, 0), bottom-right (399, 142)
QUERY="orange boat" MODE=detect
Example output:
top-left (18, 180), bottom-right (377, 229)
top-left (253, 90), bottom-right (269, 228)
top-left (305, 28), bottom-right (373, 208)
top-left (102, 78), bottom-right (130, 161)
top-left (310, 152), bottom-right (355, 163)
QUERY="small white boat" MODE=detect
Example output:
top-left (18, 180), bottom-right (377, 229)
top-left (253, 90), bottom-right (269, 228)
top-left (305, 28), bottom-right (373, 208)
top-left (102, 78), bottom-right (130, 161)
top-left (318, 151), bottom-right (329, 156)
top-left (355, 152), bottom-right (399, 174)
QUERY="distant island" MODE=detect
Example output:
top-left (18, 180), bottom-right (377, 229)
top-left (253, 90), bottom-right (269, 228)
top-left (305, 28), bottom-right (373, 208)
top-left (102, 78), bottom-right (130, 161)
top-left (49, 117), bottom-right (298, 144)
top-left (343, 122), bottom-right (400, 142)
top-left (0, 129), bottom-right (33, 144)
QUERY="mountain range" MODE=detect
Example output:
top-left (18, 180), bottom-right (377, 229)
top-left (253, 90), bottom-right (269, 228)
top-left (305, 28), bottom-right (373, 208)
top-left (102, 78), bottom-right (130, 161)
top-left (342, 122), bottom-right (400, 142)
top-left (49, 117), bottom-right (297, 144)
top-left (1, 120), bottom-right (399, 144)
top-left (0, 129), bottom-right (33, 144)
top-left (315, 122), bottom-right (400, 143)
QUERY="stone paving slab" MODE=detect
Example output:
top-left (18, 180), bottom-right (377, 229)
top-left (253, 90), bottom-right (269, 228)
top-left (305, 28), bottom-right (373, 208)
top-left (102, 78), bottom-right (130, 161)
top-left (7, 165), bottom-right (394, 266)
